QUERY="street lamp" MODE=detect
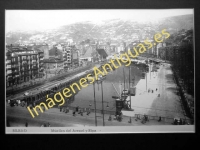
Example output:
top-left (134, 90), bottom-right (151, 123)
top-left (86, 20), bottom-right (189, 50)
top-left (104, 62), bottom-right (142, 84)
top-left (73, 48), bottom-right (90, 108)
top-left (89, 100), bottom-right (109, 126)
top-left (93, 82), bottom-right (97, 126)
top-left (97, 77), bottom-right (105, 126)
top-left (129, 66), bottom-right (131, 109)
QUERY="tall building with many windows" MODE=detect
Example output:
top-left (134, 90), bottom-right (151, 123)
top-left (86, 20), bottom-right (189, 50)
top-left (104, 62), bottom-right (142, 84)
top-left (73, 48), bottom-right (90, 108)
top-left (6, 45), bottom-right (44, 87)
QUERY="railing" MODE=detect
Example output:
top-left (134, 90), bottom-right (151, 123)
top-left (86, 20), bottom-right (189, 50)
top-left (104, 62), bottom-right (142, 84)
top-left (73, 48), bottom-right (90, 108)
top-left (59, 105), bottom-right (193, 124)
top-left (59, 105), bottom-right (116, 115)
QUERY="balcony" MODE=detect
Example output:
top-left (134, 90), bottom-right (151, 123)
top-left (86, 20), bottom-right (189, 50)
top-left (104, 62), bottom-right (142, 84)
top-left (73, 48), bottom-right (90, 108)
top-left (12, 64), bottom-right (19, 68)
top-left (32, 62), bottom-right (38, 65)
top-left (12, 71), bottom-right (19, 75)
top-left (32, 66), bottom-right (38, 70)
top-left (22, 63), bottom-right (28, 67)
top-left (6, 72), bottom-right (12, 76)
top-left (6, 60), bottom-right (11, 65)
top-left (22, 60), bottom-right (27, 63)
top-left (6, 65), bottom-right (12, 69)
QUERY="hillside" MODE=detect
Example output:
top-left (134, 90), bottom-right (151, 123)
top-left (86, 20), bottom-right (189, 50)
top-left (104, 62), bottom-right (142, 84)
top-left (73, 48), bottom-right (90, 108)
top-left (6, 14), bottom-right (193, 45)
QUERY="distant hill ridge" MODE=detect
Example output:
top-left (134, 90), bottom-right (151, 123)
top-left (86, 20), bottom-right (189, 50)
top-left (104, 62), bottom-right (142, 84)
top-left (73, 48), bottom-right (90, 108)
top-left (6, 14), bottom-right (193, 45)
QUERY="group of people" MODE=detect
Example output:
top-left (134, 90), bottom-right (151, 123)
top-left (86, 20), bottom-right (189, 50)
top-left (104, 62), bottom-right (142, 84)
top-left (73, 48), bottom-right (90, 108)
top-left (141, 115), bottom-right (149, 124)
top-left (60, 107), bottom-right (69, 113)
top-left (24, 122), bottom-right (51, 127)
top-left (59, 106), bottom-right (91, 116)
top-left (73, 106), bottom-right (91, 116)
top-left (148, 89), bottom-right (154, 93)
top-left (173, 118), bottom-right (187, 125)
top-left (113, 111), bottom-right (123, 122)
top-left (41, 122), bottom-right (51, 127)
top-left (148, 88), bottom-right (160, 97)
top-left (148, 88), bottom-right (158, 93)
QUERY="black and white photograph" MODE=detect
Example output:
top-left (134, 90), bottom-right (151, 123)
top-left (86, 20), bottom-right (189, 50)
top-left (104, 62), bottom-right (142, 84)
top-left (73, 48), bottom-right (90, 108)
top-left (5, 9), bottom-right (195, 133)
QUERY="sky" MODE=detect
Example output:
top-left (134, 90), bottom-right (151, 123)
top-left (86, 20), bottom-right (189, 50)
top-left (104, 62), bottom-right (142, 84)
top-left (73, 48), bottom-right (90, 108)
top-left (6, 9), bottom-right (193, 33)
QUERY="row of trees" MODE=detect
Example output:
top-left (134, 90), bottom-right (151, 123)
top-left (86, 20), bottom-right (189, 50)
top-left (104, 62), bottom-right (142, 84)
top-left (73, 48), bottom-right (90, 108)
top-left (172, 43), bottom-right (194, 95)
top-left (169, 30), bottom-right (194, 96)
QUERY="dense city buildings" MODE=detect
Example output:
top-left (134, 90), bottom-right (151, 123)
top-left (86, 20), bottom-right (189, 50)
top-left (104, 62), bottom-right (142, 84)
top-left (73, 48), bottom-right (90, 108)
top-left (5, 10), bottom-right (194, 131)
top-left (6, 45), bottom-right (45, 87)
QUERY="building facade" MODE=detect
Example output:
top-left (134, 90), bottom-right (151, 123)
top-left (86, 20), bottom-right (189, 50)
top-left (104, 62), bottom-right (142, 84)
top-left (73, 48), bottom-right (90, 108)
top-left (6, 46), bottom-right (44, 87)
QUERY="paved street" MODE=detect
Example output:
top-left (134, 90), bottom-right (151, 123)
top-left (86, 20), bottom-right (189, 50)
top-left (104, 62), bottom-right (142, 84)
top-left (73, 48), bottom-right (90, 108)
top-left (122, 63), bottom-right (189, 121)
top-left (6, 62), bottom-right (192, 127)
top-left (6, 102), bottom-right (173, 127)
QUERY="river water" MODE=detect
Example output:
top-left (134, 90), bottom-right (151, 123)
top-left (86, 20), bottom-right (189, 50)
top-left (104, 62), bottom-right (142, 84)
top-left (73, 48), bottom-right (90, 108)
top-left (64, 62), bottom-right (147, 113)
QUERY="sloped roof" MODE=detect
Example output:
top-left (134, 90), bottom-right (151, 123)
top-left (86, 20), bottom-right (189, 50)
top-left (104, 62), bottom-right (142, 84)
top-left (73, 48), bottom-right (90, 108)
top-left (82, 47), bottom-right (93, 58)
top-left (96, 49), bottom-right (108, 58)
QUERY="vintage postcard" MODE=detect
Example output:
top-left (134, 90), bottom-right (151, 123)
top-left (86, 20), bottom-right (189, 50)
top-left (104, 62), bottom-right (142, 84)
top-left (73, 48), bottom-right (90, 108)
top-left (5, 9), bottom-right (194, 133)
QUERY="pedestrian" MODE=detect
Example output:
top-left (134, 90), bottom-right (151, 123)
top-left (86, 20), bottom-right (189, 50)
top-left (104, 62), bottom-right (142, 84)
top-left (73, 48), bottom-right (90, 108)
top-left (66, 107), bottom-right (69, 113)
top-left (7, 120), bottom-right (10, 127)
top-left (182, 119), bottom-right (186, 125)
top-left (25, 122), bottom-right (28, 127)
top-left (78, 108), bottom-right (81, 114)
top-left (81, 110), bottom-right (83, 116)
top-left (180, 119), bottom-right (183, 125)
top-left (144, 115), bottom-right (147, 122)
top-left (73, 111), bottom-right (76, 116)
top-left (108, 115), bottom-right (112, 121)
top-left (158, 116), bottom-right (161, 122)
top-left (128, 117), bottom-right (132, 123)
top-left (173, 119), bottom-right (177, 125)
top-left (60, 107), bottom-right (62, 112)
top-left (87, 108), bottom-right (90, 115)
top-left (141, 117), bottom-right (146, 124)
top-left (48, 122), bottom-right (50, 127)
top-left (156, 88), bottom-right (157, 91)
top-left (76, 106), bottom-right (79, 112)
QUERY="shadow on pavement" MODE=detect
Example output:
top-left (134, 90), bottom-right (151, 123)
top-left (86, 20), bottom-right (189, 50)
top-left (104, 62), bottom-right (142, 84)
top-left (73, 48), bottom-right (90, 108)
top-left (166, 87), bottom-right (178, 95)
top-left (165, 74), bottom-right (174, 80)
top-left (167, 80), bottom-right (174, 84)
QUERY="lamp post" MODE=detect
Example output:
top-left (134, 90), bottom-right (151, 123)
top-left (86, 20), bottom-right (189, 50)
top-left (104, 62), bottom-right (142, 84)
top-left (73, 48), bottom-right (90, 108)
top-left (89, 100), bottom-right (109, 127)
top-left (149, 60), bottom-right (151, 80)
top-left (146, 71), bottom-right (147, 91)
top-left (99, 79), bottom-right (105, 126)
top-left (129, 66), bottom-right (131, 109)
top-left (97, 76), bottom-right (106, 126)
top-left (93, 82), bottom-right (97, 126)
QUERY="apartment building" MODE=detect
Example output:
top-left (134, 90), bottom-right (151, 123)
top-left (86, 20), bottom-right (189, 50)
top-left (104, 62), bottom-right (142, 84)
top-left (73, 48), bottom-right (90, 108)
top-left (6, 45), bottom-right (44, 87)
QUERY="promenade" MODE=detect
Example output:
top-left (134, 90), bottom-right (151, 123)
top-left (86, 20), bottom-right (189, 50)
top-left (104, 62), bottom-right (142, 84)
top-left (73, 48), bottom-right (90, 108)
top-left (122, 62), bottom-right (191, 122)
top-left (6, 102), bottom-right (172, 127)
top-left (6, 62), bottom-right (193, 127)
